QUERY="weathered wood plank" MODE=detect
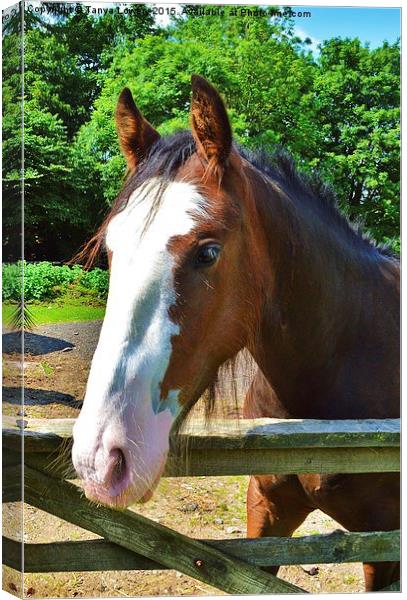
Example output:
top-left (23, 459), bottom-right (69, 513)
top-left (3, 537), bottom-right (160, 572)
top-left (2, 537), bottom-right (23, 572)
top-left (3, 416), bottom-right (400, 453)
top-left (213, 530), bottom-right (400, 567)
top-left (3, 416), bottom-right (400, 476)
top-left (3, 418), bottom-right (73, 454)
top-left (3, 447), bottom-right (400, 482)
top-left (2, 451), bottom-right (21, 468)
top-left (175, 418), bottom-right (401, 449)
top-left (164, 447), bottom-right (399, 476)
top-left (19, 443), bottom-right (399, 478)
top-left (22, 465), bottom-right (306, 594)
top-left (3, 529), bottom-right (399, 573)
top-left (2, 463), bottom-right (22, 502)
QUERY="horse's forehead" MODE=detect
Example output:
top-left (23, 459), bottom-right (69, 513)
top-left (105, 178), bottom-right (207, 254)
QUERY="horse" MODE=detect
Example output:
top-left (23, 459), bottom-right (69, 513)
top-left (72, 75), bottom-right (400, 591)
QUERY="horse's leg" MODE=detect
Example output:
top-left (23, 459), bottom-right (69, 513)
top-left (300, 473), bottom-right (400, 591)
top-left (362, 561), bottom-right (399, 591)
top-left (244, 370), bottom-right (315, 574)
top-left (247, 474), bottom-right (314, 574)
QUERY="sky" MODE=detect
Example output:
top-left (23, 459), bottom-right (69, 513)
top-left (290, 6), bottom-right (400, 53)
top-left (2, 1), bottom-right (400, 54)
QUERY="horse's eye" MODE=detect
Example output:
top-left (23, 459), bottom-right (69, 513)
top-left (195, 243), bottom-right (221, 268)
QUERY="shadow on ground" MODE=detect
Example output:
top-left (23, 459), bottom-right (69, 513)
top-left (2, 332), bottom-right (75, 355)
top-left (2, 386), bottom-right (82, 408)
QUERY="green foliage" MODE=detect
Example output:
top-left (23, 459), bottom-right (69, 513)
top-left (309, 38), bottom-right (400, 246)
top-left (40, 361), bottom-right (54, 376)
top-left (81, 268), bottom-right (110, 298)
top-left (72, 11), bottom-right (317, 205)
top-left (73, 13), bottom-right (399, 247)
top-left (1, 6), bottom-right (400, 258)
top-left (2, 5), bottom-right (156, 261)
top-left (2, 263), bottom-right (22, 301)
top-left (2, 262), bottom-right (109, 302)
top-left (2, 17), bottom-right (23, 261)
top-left (23, 262), bottom-right (79, 300)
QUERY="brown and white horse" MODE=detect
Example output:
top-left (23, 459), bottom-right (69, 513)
top-left (72, 76), bottom-right (400, 591)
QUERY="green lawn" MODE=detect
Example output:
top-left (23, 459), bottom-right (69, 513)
top-left (2, 302), bottom-right (105, 326)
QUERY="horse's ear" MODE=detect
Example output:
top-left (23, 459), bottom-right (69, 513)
top-left (190, 75), bottom-right (232, 175)
top-left (115, 87), bottom-right (160, 170)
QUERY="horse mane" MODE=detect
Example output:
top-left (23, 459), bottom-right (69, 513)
top-left (75, 130), bottom-right (395, 269)
top-left (239, 145), bottom-right (398, 259)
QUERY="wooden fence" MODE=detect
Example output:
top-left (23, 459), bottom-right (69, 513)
top-left (2, 415), bottom-right (401, 594)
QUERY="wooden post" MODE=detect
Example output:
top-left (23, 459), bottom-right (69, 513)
top-left (3, 529), bottom-right (400, 573)
top-left (23, 465), bottom-right (306, 595)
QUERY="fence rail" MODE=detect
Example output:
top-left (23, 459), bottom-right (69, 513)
top-left (3, 415), bottom-right (400, 475)
top-left (3, 529), bottom-right (400, 572)
top-left (2, 415), bottom-right (400, 594)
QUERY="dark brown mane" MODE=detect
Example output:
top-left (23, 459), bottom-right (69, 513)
top-left (74, 131), bottom-right (395, 269)
top-left (239, 145), bottom-right (397, 259)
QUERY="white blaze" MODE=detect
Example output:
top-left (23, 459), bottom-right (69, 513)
top-left (72, 179), bottom-right (206, 503)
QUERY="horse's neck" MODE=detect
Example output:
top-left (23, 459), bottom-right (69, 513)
top-left (246, 172), bottom-right (399, 418)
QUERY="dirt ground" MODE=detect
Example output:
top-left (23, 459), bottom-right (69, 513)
top-left (2, 322), bottom-right (365, 597)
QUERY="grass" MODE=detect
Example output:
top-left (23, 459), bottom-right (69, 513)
top-left (3, 280), bottom-right (107, 326)
top-left (2, 302), bottom-right (105, 325)
top-left (40, 361), bottom-right (54, 376)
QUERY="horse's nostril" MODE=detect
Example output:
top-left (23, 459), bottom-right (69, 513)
top-left (111, 449), bottom-right (126, 486)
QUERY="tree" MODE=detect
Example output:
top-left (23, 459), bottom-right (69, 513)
top-left (2, 7), bottom-right (400, 259)
top-left (2, 4), bottom-right (156, 260)
top-left (72, 8), bottom-right (316, 207)
top-left (71, 16), bottom-right (400, 251)
top-left (311, 38), bottom-right (400, 248)
top-left (2, 8), bottom-right (23, 261)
